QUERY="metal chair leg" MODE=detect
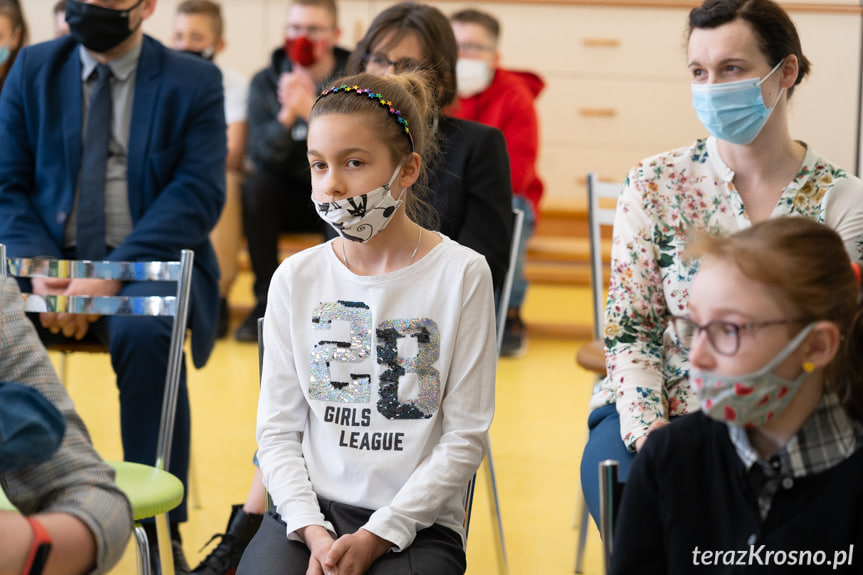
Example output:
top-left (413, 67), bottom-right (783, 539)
top-left (574, 492), bottom-right (589, 573)
top-left (134, 523), bottom-right (152, 575)
top-left (574, 422), bottom-right (592, 573)
top-left (483, 450), bottom-right (509, 575)
top-left (155, 513), bottom-right (175, 575)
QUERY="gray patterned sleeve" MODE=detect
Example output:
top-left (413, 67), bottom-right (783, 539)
top-left (0, 278), bottom-right (134, 574)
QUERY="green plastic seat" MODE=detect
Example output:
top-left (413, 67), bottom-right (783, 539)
top-left (0, 461), bottom-right (182, 518)
top-left (0, 487), bottom-right (13, 511)
top-left (109, 461), bottom-right (184, 520)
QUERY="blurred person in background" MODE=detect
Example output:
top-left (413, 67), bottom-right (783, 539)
top-left (448, 8), bottom-right (544, 356)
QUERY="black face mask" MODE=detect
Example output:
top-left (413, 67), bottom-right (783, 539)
top-left (65, 0), bottom-right (146, 53)
top-left (182, 47), bottom-right (215, 61)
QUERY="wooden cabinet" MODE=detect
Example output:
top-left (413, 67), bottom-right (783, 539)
top-left (438, 1), bottom-right (863, 206)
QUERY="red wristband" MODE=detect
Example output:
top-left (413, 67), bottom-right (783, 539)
top-left (21, 516), bottom-right (52, 575)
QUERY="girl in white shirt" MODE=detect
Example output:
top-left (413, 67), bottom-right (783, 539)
top-left (237, 71), bottom-right (496, 575)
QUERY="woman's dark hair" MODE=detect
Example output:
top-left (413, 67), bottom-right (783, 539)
top-left (0, 0), bottom-right (28, 84)
top-left (688, 0), bottom-right (810, 98)
top-left (347, 2), bottom-right (457, 109)
top-left (310, 72), bottom-right (440, 228)
top-left (687, 217), bottom-right (863, 423)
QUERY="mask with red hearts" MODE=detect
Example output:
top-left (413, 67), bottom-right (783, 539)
top-left (689, 323), bottom-right (815, 428)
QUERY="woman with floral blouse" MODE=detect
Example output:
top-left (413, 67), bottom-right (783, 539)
top-left (580, 0), bottom-right (863, 526)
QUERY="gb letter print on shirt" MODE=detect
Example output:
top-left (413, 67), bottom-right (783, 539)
top-left (310, 300), bottom-right (441, 420)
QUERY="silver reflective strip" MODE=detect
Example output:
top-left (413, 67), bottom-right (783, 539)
top-left (7, 258), bottom-right (181, 281)
top-left (22, 294), bottom-right (177, 316)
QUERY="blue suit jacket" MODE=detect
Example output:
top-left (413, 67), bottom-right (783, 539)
top-left (0, 35), bottom-right (226, 367)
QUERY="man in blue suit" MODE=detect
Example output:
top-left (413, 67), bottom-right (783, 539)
top-left (0, 0), bottom-right (226, 572)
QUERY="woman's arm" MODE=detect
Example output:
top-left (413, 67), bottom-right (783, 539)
top-left (604, 169), bottom-right (671, 451)
top-left (821, 170), bottom-right (863, 264)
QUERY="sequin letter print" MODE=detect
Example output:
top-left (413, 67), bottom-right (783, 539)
top-left (376, 319), bottom-right (441, 420)
top-left (310, 301), bottom-right (373, 403)
top-left (309, 301), bottom-right (442, 420)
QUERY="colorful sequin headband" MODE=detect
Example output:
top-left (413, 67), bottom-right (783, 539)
top-left (316, 84), bottom-right (415, 152)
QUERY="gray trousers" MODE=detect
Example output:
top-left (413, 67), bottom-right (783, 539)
top-left (237, 498), bottom-right (466, 575)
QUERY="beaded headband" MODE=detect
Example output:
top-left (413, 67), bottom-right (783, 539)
top-left (315, 84), bottom-right (415, 153)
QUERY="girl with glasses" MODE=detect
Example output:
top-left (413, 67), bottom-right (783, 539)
top-left (580, 0), bottom-right (863, 526)
top-left (612, 216), bottom-right (863, 574)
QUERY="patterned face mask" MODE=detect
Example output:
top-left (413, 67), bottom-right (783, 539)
top-left (689, 323), bottom-right (814, 428)
top-left (312, 166), bottom-right (404, 243)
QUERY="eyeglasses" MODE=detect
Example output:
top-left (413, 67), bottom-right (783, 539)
top-left (286, 24), bottom-right (333, 40)
top-left (457, 42), bottom-right (495, 57)
top-left (671, 316), bottom-right (805, 356)
top-left (362, 53), bottom-right (423, 74)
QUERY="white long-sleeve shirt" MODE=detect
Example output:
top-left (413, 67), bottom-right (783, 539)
top-left (256, 234), bottom-right (496, 551)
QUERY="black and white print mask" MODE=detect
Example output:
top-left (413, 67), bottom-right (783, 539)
top-left (312, 166), bottom-right (405, 243)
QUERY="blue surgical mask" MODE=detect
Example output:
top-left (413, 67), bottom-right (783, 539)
top-left (691, 58), bottom-right (786, 146)
top-left (690, 322), bottom-right (814, 428)
top-left (0, 45), bottom-right (9, 66)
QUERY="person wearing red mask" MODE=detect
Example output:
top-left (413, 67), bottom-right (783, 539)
top-left (237, 0), bottom-right (350, 343)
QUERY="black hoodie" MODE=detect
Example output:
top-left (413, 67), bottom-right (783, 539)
top-left (246, 45), bottom-right (351, 181)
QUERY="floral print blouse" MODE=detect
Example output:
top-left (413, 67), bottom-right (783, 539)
top-left (588, 137), bottom-right (863, 451)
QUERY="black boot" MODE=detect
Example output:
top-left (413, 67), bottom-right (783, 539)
top-left (234, 301), bottom-right (266, 343)
top-left (192, 504), bottom-right (263, 575)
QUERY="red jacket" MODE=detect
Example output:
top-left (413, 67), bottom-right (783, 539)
top-left (448, 68), bottom-right (545, 215)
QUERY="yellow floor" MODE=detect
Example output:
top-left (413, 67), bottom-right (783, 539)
top-left (49, 278), bottom-right (606, 574)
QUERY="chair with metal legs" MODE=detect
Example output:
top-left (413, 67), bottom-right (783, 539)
top-left (1, 243), bottom-right (194, 575)
top-left (462, 208), bottom-right (524, 575)
top-left (598, 459), bottom-right (624, 575)
top-left (574, 173), bottom-right (623, 573)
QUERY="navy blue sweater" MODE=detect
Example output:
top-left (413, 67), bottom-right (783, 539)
top-left (612, 411), bottom-right (863, 574)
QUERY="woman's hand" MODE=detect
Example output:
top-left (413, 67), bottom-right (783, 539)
top-left (634, 420), bottom-right (669, 452)
top-left (322, 528), bottom-right (392, 575)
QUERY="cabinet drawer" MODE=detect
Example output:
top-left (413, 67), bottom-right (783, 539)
top-left (488, 4), bottom-right (693, 80)
top-left (538, 76), bottom-right (705, 149)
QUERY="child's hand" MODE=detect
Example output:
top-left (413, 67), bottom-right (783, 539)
top-left (300, 525), bottom-right (336, 575)
top-left (323, 528), bottom-right (392, 575)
